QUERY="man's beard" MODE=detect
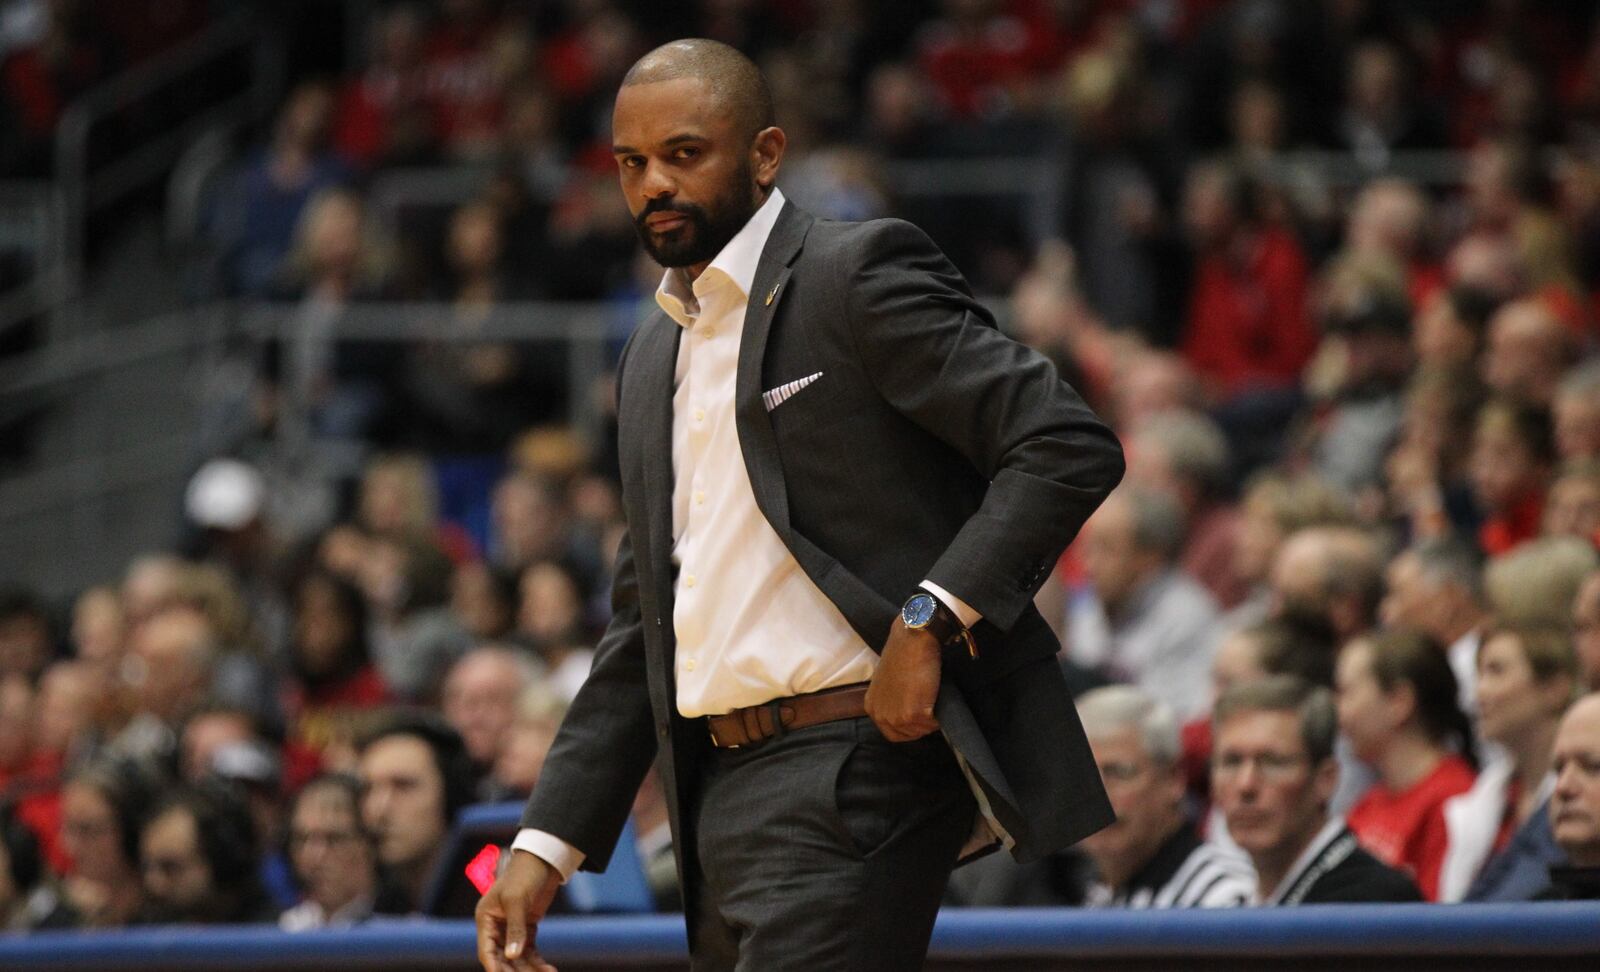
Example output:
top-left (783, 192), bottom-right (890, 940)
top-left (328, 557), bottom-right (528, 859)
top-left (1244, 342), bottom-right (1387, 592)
top-left (633, 170), bottom-right (757, 268)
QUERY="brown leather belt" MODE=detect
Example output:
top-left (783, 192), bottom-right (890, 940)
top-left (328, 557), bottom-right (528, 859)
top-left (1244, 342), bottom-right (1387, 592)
top-left (705, 683), bottom-right (870, 749)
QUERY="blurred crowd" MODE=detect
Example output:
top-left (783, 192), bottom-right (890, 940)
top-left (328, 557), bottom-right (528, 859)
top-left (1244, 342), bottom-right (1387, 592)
top-left (9, 0), bottom-right (1600, 935)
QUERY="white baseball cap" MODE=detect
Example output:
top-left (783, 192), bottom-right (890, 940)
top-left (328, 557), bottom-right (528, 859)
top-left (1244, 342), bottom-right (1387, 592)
top-left (185, 458), bottom-right (265, 530)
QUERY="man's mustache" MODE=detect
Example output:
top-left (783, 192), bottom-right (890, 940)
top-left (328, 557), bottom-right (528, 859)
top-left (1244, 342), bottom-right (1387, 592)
top-left (637, 199), bottom-right (704, 229)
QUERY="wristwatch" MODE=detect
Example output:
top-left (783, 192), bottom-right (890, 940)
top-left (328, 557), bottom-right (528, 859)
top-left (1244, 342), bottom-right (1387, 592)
top-left (901, 590), bottom-right (979, 658)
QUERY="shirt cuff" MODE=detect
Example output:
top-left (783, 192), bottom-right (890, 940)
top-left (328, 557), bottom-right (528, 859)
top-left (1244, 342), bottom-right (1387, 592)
top-left (510, 828), bottom-right (586, 883)
top-left (920, 579), bottom-right (981, 628)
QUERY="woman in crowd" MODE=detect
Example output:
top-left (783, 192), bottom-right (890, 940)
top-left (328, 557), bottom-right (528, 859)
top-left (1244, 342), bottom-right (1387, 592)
top-left (282, 570), bottom-right (390, 774)
top-left (1336, 630), bottom-right (1478, 900)
top-left (1439, 621), bottom-right (1576, 901)
top-left (55, 759), bottom-right (157, 928)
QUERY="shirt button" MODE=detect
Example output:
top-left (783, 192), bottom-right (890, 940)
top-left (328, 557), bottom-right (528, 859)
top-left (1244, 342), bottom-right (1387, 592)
top-left (684, 658), bottom-right (696, 672)
top-left (702, 327), bottom-right (716, 338)
top-left (693, 408), bottom-right (706, 423)
top-left (685, 575), bottom-right (697, 588)
top-left (694, 491), bottom-right (705, 505)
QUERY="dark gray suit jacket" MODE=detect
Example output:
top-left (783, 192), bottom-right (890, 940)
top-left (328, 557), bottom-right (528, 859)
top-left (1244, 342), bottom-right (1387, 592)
top-left (521, 200), bottom-right (1122, 909)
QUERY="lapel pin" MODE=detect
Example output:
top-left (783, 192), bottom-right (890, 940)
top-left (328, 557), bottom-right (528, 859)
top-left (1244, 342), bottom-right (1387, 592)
top-left (765, 283), bottom-right (780, 306)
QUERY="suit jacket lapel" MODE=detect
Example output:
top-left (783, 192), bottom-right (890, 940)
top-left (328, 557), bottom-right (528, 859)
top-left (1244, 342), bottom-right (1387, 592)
top-left (630, 311), bottom-right (682, 612)
top-left (736, 201), bottom-right (811, 544)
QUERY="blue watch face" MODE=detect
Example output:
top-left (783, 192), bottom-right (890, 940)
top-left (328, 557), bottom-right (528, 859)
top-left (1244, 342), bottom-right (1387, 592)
top-left (903, 593), bottom-right (937, 628)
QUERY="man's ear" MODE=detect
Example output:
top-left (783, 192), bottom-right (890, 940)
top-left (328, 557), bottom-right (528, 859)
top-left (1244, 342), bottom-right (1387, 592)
top-left (751, 126), bottom-right (786, 190)
top-left (1311, 755), bottom-right (1341, 807)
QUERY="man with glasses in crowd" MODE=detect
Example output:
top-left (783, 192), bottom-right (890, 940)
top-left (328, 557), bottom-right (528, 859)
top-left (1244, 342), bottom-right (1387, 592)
top-left (1211, 675), bottom-right (1421, 904)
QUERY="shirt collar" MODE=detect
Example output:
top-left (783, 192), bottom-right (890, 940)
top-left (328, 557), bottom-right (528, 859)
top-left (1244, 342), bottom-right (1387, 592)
top-left (1262, 817), bottom-right (1347, 905)
top-left (656, 187), bottom-right (786, 328)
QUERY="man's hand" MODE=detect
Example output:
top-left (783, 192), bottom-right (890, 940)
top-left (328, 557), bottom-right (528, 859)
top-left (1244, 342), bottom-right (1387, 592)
top-left (476, 850), bottom-right (562, 972)
top-left (865, 619), bottom-right (942, 742)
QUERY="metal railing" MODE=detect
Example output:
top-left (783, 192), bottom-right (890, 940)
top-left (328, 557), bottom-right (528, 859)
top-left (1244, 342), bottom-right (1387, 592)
top-left (53, 14), bottom-right (283, 304)
top-left (0, 300), bottom-right (622, 596)
top-left (0, 181), bottom-right (67, 337)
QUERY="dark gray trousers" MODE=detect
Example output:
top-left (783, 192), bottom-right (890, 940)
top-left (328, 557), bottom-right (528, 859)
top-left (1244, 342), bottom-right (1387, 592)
top-left (690, 716), bottom-right (977, 972)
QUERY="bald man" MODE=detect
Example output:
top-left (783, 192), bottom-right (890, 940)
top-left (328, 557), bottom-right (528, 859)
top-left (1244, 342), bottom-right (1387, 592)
top-left (476, 38), bottom-right (1122, 972)
top-left (1482, 299), bottom-right (1576, 408)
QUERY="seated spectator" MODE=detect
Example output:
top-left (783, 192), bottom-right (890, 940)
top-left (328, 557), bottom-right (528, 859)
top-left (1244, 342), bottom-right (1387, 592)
top-left (137, 781), bottom-right (277, 924)
top-left (57, 759), bottom-right (159, 928)
top-left (488, 681), bottom-right (568, 800)
top-left (1480, 298), bottom-right (1578, 409)
top-left (1268, 525), bottom-right (1384, 645)
top-left (356, 713), bottom-right (475, 912)
top-left (1336, 631), bottom-right (1478, 900)
top-left (0, 586), bottom-right (52, 682)
top-left (33, 659), bottom-right (95, 769)
top-left (1077, 686), bottom-right (1253, 908)
top-left (1572, 572), bottom-right (1600, 694)
top-left (279, 773), bottom-right (405, 929)
top-left (1468, 398), bottom-right (1555, 556)
top-left (284, 569), bottom-right (390, 772)
top-left (0, 0), bottom-right (114, 176)
top-left (109, 604), bottom-right (217, 766)
top-left (356, 453), bottom-right (470, 557)
top-left (1067, 486), bottom-right (1220, 720)
top-left (332, 3), bottom-right (437, 170)
top-left (1542, 692), bottom-right (1600, 899)
top-left (1484, 537), bottom-right (1599, 628)
top-left (450, 561), bottom-right (518, 642)
top-left (68, 585), bottom-right (124, 677)
top-left (514, 559), bottom-right (595, 703)
top-left (2, 801), bottom-right (71, 929)
top-left (440, 644), bottom-right (536, 791)
top-left (1554, 361), bottom-right (1600, 464)
top-left (1179, 160), bottom-right (1317, 403)
top-left (1382, 536), bottom-right (1489, 711)
top-left (211, 82), bottom-right (352, 298)
top-left (362, 535), bottom-right (472, 704)
top-left (1412, 286), bottom-right (1499, 372)
top-left (1344, 178), bottom-right (1443, 310)
top-left (1385, 363), bottom-right (1487, 543)
top-left (1307, 261), bottom-right (1413, 497)
top-left (1543, 461), bottom-right (1600, 544)
top-left (1441, 622), bottom-right (1577, 902)
top-left (1225, 473), bottom-right (1353, 632)
top-left (1124, 410), bottom-right (1246, 609)
top-left (489, 471), bottom-right (572, 575)
top-left (387, 200), bottom-right (565, 456)
top-left (1212, 676), bottom-right (1422, 903)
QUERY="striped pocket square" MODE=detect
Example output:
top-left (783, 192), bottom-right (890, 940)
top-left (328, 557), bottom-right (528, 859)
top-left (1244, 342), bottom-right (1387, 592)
top-left (762, 372), bottom-right (823, 412)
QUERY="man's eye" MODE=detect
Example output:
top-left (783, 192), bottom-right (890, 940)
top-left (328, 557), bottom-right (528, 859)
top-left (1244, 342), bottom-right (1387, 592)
top-left (674, 147), bottom-right (699, 160)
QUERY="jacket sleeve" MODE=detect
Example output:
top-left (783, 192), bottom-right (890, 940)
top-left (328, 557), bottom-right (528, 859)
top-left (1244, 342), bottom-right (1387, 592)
top-left (839, 218), bottom-right (1123, 631)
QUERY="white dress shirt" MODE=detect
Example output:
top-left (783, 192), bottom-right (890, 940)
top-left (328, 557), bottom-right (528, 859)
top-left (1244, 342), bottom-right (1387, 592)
top-left (514, 189), bottom-right (977, 880)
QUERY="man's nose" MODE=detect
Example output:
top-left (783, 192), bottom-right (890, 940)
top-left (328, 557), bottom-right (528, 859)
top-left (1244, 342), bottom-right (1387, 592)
top-left (641, 161), bottom-right (675, 199)
top-left (1554, 761), bottom-right (1583, 797)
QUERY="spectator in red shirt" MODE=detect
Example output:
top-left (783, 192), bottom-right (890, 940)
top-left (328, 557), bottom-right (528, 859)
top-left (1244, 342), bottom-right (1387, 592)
top-left (0, 0), bottom-right (114, 176)
top-left (333, 4), bottom-right (437, 171)
top-left (282, 571), bottom-right (389, 774)
top-left (914, 0), bottom-right (1041, 119)
top-left (1336, 630), bottom-right (1478, 900)
top-left (1468, 398), bottom-right (1554, 556)
top-left (1180, 161), bottom-right (1318, 402)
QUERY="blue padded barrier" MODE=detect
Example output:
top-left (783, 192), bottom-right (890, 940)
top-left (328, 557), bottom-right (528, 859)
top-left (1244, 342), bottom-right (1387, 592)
top-left (1, 903), bottom-right (1597, 970)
